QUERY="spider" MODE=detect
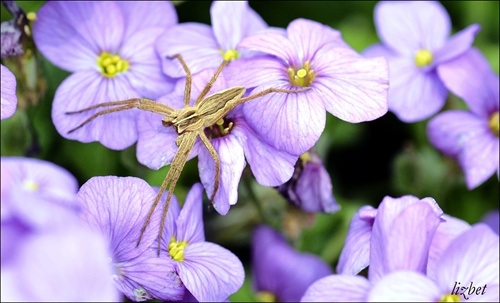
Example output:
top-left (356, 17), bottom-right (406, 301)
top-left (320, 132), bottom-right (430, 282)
top-left (66, 54), bottom-right (308, 255)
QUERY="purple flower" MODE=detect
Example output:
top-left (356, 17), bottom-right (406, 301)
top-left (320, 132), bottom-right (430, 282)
top-left (77, 176), bottom-right (185, 302)
top-left (157, 1), bottom-right (267, 78)
top-left (136, 68), bottom-right (298, 215)
top-left (1, 64), bottom-right (17, 120)
top-left (368, 224), bottom-right (499, 302)
top-left (1, 157), bottom-right (119, 302)
top-left (231, 18), bottom-right (388, 156)
top-left (160, 183), bottom-right (244, 302)
top-left (1, 226), bottom-right (120, 302)
top-left (1, 17), bottom-right (24, 59)
top-left (337, 195), bottom-right (443, 280)
top-left (276, 150), bottom-right (339, 213)
top-left (363, 1), bottom-right (480, 122)
top-left (252, 225), bottom-right (332, 302)
top-left (482, 210), bottom-right (499, 235)
top-left (33, 1), bottom-right (178, 150)
top-left (427, 48), bottom-right (499, 189)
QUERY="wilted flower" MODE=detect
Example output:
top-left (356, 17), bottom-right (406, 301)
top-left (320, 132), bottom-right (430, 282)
top-left (252, 225), bottom-right (332, 302)
top-left (33, 1), bottom-right (178, 149)
top-left (1, 157), bottom-right (119, 302)
top-left (158, 1), bottom-right (267, 78)
top-left (160, 183), bottom-right (244, 302)
top-left (233, 18), bottom-right (388, 156)
top-left (276, 150), bottom-right (339, 213)
top-left (77, 176), bottom-right (185, 302)
top-left (427, 48), bottom-right (499, 189)
top-left (364, 1), bottom-right (480, 122)
top-left (1, 64), bottom-right (17, 120)
top-left (136, 68), bottom-right (298, 215)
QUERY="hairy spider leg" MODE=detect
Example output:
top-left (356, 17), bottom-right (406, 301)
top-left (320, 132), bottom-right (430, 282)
top-left (171, 54), bottom-right (192, 108)
top-left (137, 131), bottom-right (198, 255)
top-left (195, 59), bottom-right (230, 105)
top-left (198, 131), bottom-right (220, 204)
top-left (66, 98), bottom-right (174, 134)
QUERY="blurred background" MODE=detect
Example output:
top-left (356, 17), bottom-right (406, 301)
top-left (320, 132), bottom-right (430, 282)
top-left (1, 1), bottom-right (498, 301)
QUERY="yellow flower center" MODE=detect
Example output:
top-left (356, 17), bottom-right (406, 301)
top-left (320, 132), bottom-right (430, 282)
top-left (415, 49), bottom-right (433, 68)
top-left (97, 51), bottom-right (130, 78)
top-left (439, 294), bottom-right (461, 302)
top-left (288, 61), bottom-right (315, 87)
top-left (489, 111), bottom-right (499, 137)
top-left (300, 151), bottom-right (310, 165)
top-left (168, 236), bottom-right (188, 262)
top-left (220, 48), bottom-right (240, 61)
top-left (255, 291), bottom-right (276, 302)
top-left (23, 180), bottom-right (39, 191)
top-left (206, 118), bottom-right (234, 139)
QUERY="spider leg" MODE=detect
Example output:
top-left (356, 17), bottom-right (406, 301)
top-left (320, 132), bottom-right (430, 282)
top-left (238, 87), bottom-right (311, 104)
top-left (195, 59), bottom-right (229, 105)
top-left (171, 54), bottom-right (192, 108)
top-left (67, 99), bottom-right (174, 134)
top-left (199, 131), bottom-right (220, 205)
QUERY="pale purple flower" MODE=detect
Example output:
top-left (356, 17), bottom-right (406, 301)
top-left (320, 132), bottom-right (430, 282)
top-left (1, 157), bottom-right (119, 302)
top-left (368, 224), bottom-right (499, 302)
top-left (363, 1), bottom-right (480, 122)
top-left (77, 176), bottom-right (185, 302)
top-left (33, 1), bottom-right (178, 150)
top-left (136, 68), bottom-right (298, 215)
top-left (252, 225), bottom-right (332, 302)
top-left (428, 48), bottom-right (499, 189)
top-left (276, 150), bottom-right (339, 213)
top-left (1, 64), bottom-right (17, 120)
top-left (159, 183), bottom-right (244, 302)
top-left (1, 0), bottom-right (25, 59)
top-left (1, 226), bottom-right (120, 302)
top-left (232, 18), bottom-right (388, 156)
top-left (157, 1), bottom-right (267, 78)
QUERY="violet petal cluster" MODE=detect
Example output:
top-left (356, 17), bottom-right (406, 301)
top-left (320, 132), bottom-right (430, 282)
top-left (1, 157), bottom-right (119, 302)
top-left (33, 1), bottom-right (178, 150)
top-left (363, 1), bottom-right (480, 122)
top-left (231, 18), bottom-right (389, 156)
top-left (428, 48), bottom-right (499, 189)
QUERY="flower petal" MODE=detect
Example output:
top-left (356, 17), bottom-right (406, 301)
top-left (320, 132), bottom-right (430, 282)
top-left (337, 205), bottom-right (376, 275)
top-left (224, 55), bottom-right (288, 89)
top-left (179, 242), bottom-right (244, 302)
top-left (238, 31), bottom-right (298, 66)
top-left (1, 157), bottom-right (79, 229)
top-left (78, 176), bottom-right (161, 261)
top-left (436, 224), bottom-right (499, 300)
top-left (6, 227), bottom-right (119, 302)
top-left (211, 1), bottom-right (267, 51)
top-left (33, 1), bottom-right (124, 72)
top-left (385, 57), bottom-right (447, 122)
top-left (482, 210), bottom-right (499, 235)
top-left (116, 248), bottom-right (185, 302)
top-left (157, 23), bottom-right (221, 78)
top-left (369, 196), bottom-right (442, 284)
top-left (374, 1), bottom-right (450, 54)
top-left (362, 43), bottom-right (398, 60)
top-left (243, 83), bottom-right (326, 156)
top-left (116, 1), bottom-right (178, 41)
top-left (314, 47), bottom-right (389, 122)
top-left (231, 116), bottom-right (297, 186)
top-left (52, 70), bottom-right (140, 150)
top-left (287, 18), bottom-right (350, 62)
top-left (427, 110), bottom-right (499, 189)
top-left (176, 183), bottom-right (205, 244)
top-left (301, 275), bottom-right (371, 302)
top-left (437, 47), bottom-right (499, 117)
top-left (427, 215), bottom-right (471, 280)
top-left (121, 27), bottom-right (176, 99)
top-left (1, 64), bottom-right (17, 120)
top-left (198, 134), bottom-right (246, 215)
top-left (434, 24), bottom-right (480, 65)
top-left (367, 271), bottom-right (440, 302)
